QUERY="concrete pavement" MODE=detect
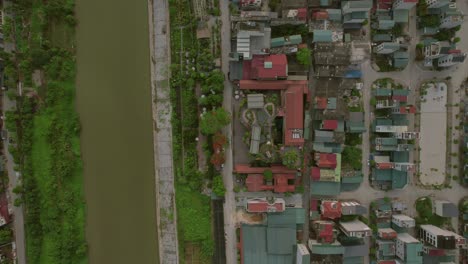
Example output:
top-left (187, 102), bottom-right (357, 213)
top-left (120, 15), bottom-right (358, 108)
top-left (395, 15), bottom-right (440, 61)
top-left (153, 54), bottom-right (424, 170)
top-left (219, 1), bottom-right (237, 264)
top-left (148, 0), bottom-right (179, 262)
top-left (2, 95), bottom-right (26, 264)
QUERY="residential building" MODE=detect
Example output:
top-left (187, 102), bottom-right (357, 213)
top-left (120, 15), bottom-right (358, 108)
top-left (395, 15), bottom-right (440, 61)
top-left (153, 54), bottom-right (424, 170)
top-left (378, 228), bottom-right (398, 240)
top-left (271, 35), bottom-right (302, 48)
top-left (392, 201), bottom-right (407, 212)
top-left (393, 0), bottom-right (417, 10)
top-left (312, 220), bottom-right (338, 243)
top-left (240, 0), bottom-right (262, 9)
top-left (341, 0), bottom-right (372, 26)
top-left (346, 112), bottom-right (366, 133)
top-left (245, 173), bottom-right (296, 193)
top-left (437, 52), bottom-right (467, 67)
top-left (246, 198), bottom-right (286, 213)
top-left (423, 40), bottom-right (452, 59)
top-left (239, 80), bottom-right (309, 146)
top-left (315, 153), bottom-right (338, 168)
top-left (375, 42), bottom-right (400, 54)
top-left (283, 8), bottom-right (307, 21)
top-left (236, 28), bottom-right (271, 60)
top-left (313, 30), bottom-right (333, 43)
top-left (296, 244), bottom-right (310, 264)
top-left (376, 240), bottom-right (396, 260)
top-left (395, 233), bottom-right (423, 264)
top-left (440, 13), bottom-right (463, 29)
top-left (392, 51), bottom-right (409, 69)
top-left (320, 200), bottom-right (342, 219)
top-left (433, 200), bottom-right (458, 217)
top-left (339, 220), bottom-right (372, 238)
top-left (341, 201), bottom-right (367, 215)
top-left (240, 208), bottom-right (306, 264)
top-left (392, 214), bottom-right (415, 228)
top-left (419, 225), bottom-right (466, 249)
top-left (243, 54), bottom-right (288, 80)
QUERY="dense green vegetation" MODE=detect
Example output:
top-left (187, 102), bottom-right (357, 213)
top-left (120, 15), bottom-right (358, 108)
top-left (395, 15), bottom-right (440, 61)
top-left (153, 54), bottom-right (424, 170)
top-left (342, 146), bottom-right (362, 170)
top-left (2, 0), bottom-right (86, 263)
top-left (415, 197), bottom-right (448, 226)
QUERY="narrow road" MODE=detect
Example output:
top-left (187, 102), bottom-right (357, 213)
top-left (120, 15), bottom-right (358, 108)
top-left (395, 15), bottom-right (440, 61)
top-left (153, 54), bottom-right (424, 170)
top-left (219, 1), bottom-right (237, 264)
top-left (2, 95), bottom-right (26, 264)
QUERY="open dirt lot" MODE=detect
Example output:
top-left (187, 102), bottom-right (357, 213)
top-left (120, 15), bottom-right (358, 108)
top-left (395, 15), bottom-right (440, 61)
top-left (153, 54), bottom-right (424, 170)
top-left (419, 82), bottom-right (447, 185)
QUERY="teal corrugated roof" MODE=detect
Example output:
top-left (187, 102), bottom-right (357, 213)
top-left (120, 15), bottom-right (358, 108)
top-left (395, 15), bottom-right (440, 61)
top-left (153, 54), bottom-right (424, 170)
top-left (311, 181), bottom-right (341, 196)
top-left (341, 174), bottom-right (363, 183)
top-left (393, 9), bottom-right (409, 23)
top-left (392, 151), bottom-right (409, 162)
top-left (289, 35), bottom-right (302, 45)
top-left (375, 118), bottom-right (392, 126)
top-left (268, 208), bottom-right (305, 226)
top-left (373, 169), bottom-right (392, 181)
top-left (320, 0), bottom-right (330, 6)
top-left (242, 225), bottom-right (268, 264)
top-left (374, 88), bottom-right (392, 97)
top-left (347, 121), bottom-right (366, 133)
top-left (313, 30), bottom-right (333, 43)
top-left (343, 256), bottom-right (364, 264)
top-left (327, 9), bottom-right (342, 21)
top-left (393, 58), bottom-right (409, 68)
top-left (392, 89), bottom-right (410, 96)
top-left (267, 227), bottom-right (296, 254)
top-left (379, 20), bottom-right (395, 30)
top-left (405, 242), bottom-right (423, 262)
top-left (311, 244), bottom-right (345, 255)
top-left (271, 37), bottom-right (285, 48)
top-left (377, 137), bottom-right (398, 145)
top-left (373, 34), bottom-right (392, 42)
top-left (392, 170), bottom-right (408, 189)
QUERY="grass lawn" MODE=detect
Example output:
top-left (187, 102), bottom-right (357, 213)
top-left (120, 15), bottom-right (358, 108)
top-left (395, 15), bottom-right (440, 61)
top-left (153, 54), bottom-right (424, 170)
top-left (415, 197), bottom-right (448, 226)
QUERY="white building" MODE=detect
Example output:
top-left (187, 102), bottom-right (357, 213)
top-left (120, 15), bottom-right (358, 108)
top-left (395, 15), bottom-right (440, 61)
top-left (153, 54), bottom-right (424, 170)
top-left (339, 220), bottom-right (372, 238)
top-left (395, 233), bottom-right (423, 263)
top-left (392, 214), bottom-right (415, 228)
top-left (419, 225), bottom-right (466, 249)
top-left (296, 244), bottom-right (310, 264)
top-left (440, 14), bottom-right (463, 29)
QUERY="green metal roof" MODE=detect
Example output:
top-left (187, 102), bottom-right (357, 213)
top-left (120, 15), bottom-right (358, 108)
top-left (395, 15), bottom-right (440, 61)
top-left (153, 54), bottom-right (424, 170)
top-left (373, 34), bottom-right (392, 42)
top-left (393, 9), bottom-right (409, 23)
top-left (320, 0), bottom-right (330, 6)
top-left (392, 89), bottom-right (409, 96)
top-left (311, 181), bottom-right (341, 196)
top-left (313, 30), bottom-right (333, 43)
top-left (377, 137), bottom-right (398, 146)
top-left (374, 88), bottom-right (392, 97)
top-left (242, 225), bottom-right (269, 264)
top-left (289, 35), bottom-right (302, 45)
top-left (327, 9), bottom-right (342, 21)
top-left (392, 170), bottom-right (408, 189)
top-left (347, 121), bottom-right (366, 133)
top-left (268, 208), bottom-right (305, 226)
top-left (343, 256), bottom-right (364, 264)
top-left (377, 240), bottom-right (395, 257)
top-left (341, 174), bottom-right (363, 183)
top-left (310, 243), bottom-right (344, 255)
top-left (378, 20), bottom-right (395, 30)
top-left (313, 142), bottom-right (343, 153)
top-left (373, 169), bottom-right (392, 181)
top-left (375, 118), bottom-right (392, 126)
top-left (391, 151), bottom-right (409, 162)
top-left (271, 37), bottom-right (285, 48)
top-left (267, 227), bottom-right (296, 254)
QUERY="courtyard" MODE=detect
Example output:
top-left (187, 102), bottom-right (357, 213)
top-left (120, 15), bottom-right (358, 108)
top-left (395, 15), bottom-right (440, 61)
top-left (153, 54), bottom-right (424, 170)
top-left (419, 82), bottom-right (448, 185)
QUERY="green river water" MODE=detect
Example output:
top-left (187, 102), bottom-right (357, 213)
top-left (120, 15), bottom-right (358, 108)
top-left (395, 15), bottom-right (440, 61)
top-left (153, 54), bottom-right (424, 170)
top-left (75, 1), bottom-right (159, 263)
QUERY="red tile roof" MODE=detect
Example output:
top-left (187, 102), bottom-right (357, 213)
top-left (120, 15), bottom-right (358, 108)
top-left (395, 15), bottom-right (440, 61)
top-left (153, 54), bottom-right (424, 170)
top-left (392, 95), bottom-right (408, 102)
top-left (234, 164), bottom-right (297, 174)
top-left (274, 174), bottom-right (296, 193)
top-left (317, 222), bottom-right (334, 243)
top-left (448, 49), bottom-right (461, 54)
top-left (310, 199), bottom-right (319, 211)
top-left (315, 97), bottom-right (327, 109)
top-left (313, 11), bottom-right (329, 20)
top-left (396, 105), bottom-right (416, 114)
top-left (246, 199), bottom-right (285, 213)
top-left (378, 228), bottom-right (397, 239)
top-left (378, 261), bottom-right (397, 264)
top-left (297, 8), bottom-right (307, 20)
top-left (311, 167), bottom-right (321, 181)
top-left (239, 80), bottom-right (308, 90)
top-left (316, 153), bottom-right (337, 168)
top-left (322, 120), bottom-right (338, 130)
top-left (376, 162), bottom-right (394, 170)
top-left (321, 201), bottom-right (342, 220)
top-left (250, 54), bottom-right (287, 80)
top-left (246, 174), bottom-right (265, 192)
top-left (427, 248), bottom-right (445, 256)
top-left (284, 86), bottom-right (305, 146)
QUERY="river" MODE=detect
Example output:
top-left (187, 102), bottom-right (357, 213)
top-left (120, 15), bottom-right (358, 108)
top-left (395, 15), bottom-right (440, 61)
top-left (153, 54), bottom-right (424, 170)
top-left (75, 1), bottom-right (159, 263)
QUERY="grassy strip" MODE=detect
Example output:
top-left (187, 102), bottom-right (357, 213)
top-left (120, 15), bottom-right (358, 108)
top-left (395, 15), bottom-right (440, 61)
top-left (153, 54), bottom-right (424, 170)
top-left (168, 0), bottom-right (214, 262)
top-left (3, 1), bottom-right (86, 263)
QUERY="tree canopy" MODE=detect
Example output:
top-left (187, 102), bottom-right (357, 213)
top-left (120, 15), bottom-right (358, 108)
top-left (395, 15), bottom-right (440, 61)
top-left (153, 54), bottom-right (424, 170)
top-left (200, 108), bottom-right (231, 135)
top-left (212, 175), bottom-right (226, 197)
top-left (282, 149), bottom-right (299, 169)
top-left (296, 48), bottom-right (311, 66)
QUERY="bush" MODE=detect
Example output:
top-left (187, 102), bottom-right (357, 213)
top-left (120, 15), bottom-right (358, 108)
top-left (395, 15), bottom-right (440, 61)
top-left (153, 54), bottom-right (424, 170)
top-left (296, 48), bottom-right (311, 66)
top-left (263, 169), bottom-right (273, 181)
top-left (282, 149), bottom-right (299, 169)
top-left (212, 175), bottom-right (226, 197)
top-left (342, 146), bottom-right (362, 170)
top-left (200, 108), bottom-right (231, 135)
top-left (454, 37), bottom-right (461, 43)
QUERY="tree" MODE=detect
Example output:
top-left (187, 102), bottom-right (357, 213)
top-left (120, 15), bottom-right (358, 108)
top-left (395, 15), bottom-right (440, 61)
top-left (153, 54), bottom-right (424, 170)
top-left (342, 146), bottom-right (362, 170)
top-left (454, 37), bottom-right (461, 43)
top-left (282, 149), bottom-right (299, 169)
top-left (212, 175), bottom-right (226, 197)
top-left (0, 228), bottom-right (12, 244)
top-left (200, 108), bottom-right (231, 135)
top-left (296, 48), bottom-right (311, 66)
top-left (263, 169), bottom-right (273, 181)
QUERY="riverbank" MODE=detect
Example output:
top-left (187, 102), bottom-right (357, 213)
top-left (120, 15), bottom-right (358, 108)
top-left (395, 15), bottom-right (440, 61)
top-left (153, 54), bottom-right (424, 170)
top-left (147, 0), bottom-right (179, 262)
top-left (1, 1), bottom-right (87, 263)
